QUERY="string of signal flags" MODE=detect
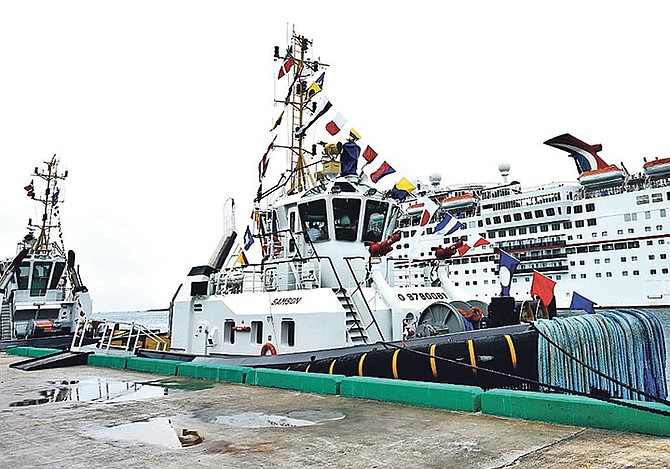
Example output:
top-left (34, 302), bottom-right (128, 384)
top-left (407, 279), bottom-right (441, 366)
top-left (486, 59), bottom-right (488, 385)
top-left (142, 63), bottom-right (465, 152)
top-left (260, 65), bottom-right (417, 202)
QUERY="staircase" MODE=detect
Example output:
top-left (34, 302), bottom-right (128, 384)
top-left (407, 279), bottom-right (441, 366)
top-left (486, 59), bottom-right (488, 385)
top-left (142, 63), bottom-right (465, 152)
top-left (334, 288), bottom-right (370, 345)
top-left (1, 303), bottom-right (12, 340)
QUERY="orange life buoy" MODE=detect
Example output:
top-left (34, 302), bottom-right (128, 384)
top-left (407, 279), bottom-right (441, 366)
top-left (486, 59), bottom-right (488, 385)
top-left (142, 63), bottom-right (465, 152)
top-left (260, 343), bottom-right (277, 356)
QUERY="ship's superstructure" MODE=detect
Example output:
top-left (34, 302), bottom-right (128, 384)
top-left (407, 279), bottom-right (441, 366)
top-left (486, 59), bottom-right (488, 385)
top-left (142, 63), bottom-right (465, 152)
top-left (393, 134), bottom-right (670, 309)
top-left (0, 156), bottom-right (92, 346)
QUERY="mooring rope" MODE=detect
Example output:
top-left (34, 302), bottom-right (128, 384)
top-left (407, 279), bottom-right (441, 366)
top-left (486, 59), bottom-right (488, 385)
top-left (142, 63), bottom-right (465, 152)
top-left (534, 309), bottom-right (668, 402)
top-left (378, 340), bottom-right (670, 418)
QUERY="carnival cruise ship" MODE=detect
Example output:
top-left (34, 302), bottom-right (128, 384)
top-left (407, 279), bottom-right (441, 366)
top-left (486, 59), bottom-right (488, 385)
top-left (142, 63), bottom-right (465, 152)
top-left (392, 134), bottom-right (670, 309)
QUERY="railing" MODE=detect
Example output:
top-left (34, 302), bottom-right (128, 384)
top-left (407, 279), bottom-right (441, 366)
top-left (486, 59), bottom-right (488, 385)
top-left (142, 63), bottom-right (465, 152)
top-left (71, 319), bottom-right (168, 353)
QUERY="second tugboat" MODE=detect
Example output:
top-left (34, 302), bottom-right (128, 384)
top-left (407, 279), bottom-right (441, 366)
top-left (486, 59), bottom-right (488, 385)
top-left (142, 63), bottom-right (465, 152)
top-left (0, 155), bottom-right (92, 350)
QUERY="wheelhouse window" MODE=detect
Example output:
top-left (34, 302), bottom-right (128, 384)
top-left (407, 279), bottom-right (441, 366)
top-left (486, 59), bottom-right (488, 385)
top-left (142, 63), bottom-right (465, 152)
top-left (30, 261), bottom-right (52, 296)
top-left (299, 200), bottom-right (329, 242)
top-left (362, 200), bottom-right (389, 243)
top-left (333, 198), bottom-right (361, 241)
top-left (17, 263), bottom-right (30, 290)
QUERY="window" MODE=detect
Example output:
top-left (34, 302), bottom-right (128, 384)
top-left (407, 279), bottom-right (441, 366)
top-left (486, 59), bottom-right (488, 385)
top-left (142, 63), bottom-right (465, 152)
top-left (652, 193), bottom-right (663, 203)
top-left (621, 257), bottom-right (627, 262)
top-left (224, 320), bottom-right (236, 344)
top-left (529, 226), bottom-right (538, 233)
top-left (594, 259), bottom-right (600, 264)
top-left (661, 254), bottom-right (667, 260)
top-left (574, 205), bottom-right (583, 214)
top-left (519, 227), bottom-right (527, 234)
top-left (513, 213), bottom-right (522, 221)
top-left (30, 261), bottom-right (53, 296)
top-left (299, 200), bottom-right (329, 242)
top-left (636, 195), bottom-right (650, 205)
top-left (493, 216), bottom-right (501, 224)
top-left (503, 214), bottom-right (512, 223)
top-left (596, 272), bottom-right (602, 278)
top-left (534, 210), bottom-right (544, 218)
top-left (552, 223), bottom-right (561, 231)
top-left (587, 218), bottom-right (597, 226)
top-left (333, 198), bottom-right (361, 241)
top-left (622, 271), bottom-right (629, 276)
top-left (251, 321), bottom-right (263, 344)
top-left (563, 221), bottom-right (573, 229)
top-left (589, 245), bottom-right (600, 252)
top-left (651, 269), bottom-right (657, 275)
top-left (362, 200), bottom-right (389, 243)
top-left (281, 319), bottom-right (296, 346)
top-left (606, 272), bottom-right (612, 278)
top-left (575, 220), bottom-right (584, 228)
top-left (524, 211), bottom-right (533, 220)
top-left (540, 225), bottom-right (549, 232)
top-left (586, 203), bottom-right (595, 212)
top-left (633, 270), bottom-right (640, 276)
top-left (546, 208), bottom-right (556, 216)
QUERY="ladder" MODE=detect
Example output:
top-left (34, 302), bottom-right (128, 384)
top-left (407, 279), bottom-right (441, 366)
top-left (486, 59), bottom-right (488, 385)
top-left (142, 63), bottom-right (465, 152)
top-left (0, 303), bottom-right (12, 340)
top-left (334, 288), bottom-right (370, 345)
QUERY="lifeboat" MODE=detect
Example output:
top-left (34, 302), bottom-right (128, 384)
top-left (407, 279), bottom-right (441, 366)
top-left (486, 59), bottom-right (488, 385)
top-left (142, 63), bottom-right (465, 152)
top-left (441, 193), bottom-right (476, 210)
top-left (578, 165), bottom-right (624, 187)
top-left (643, 157), bottom-right (670, 178)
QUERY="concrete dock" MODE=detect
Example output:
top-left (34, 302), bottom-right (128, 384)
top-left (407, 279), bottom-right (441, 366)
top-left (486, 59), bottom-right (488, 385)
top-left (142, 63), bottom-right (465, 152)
top-left (0, 353), bottom-right (668, 468)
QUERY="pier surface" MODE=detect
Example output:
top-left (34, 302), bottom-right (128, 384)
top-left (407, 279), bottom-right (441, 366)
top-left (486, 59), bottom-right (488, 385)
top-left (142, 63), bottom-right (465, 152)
top-left (0, 354), bottom-right (668, 468)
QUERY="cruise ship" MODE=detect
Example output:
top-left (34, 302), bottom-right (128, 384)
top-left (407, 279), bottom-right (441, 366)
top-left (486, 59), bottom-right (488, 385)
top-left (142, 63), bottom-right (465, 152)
top-left (392, 134), bottom-right (670, 309)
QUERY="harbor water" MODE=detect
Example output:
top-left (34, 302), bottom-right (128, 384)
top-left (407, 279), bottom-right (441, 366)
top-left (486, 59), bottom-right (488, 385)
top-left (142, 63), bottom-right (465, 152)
top-left (92, 307), bottom-right (670, 384)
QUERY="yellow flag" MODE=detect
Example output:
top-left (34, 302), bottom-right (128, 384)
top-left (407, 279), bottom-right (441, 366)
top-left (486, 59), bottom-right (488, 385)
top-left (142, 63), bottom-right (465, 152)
top-left (395, 177), bottom-right (416, 193)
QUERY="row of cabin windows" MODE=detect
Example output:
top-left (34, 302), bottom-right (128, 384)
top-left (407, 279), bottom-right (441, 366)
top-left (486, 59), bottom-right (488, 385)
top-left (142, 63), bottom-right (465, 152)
top-left (570, 268), bottom-right (669, 279)
top-left (485, 203), bottom-right (597, 226)
top-left (221, 319), bottom-right (295, 347)
top-left (570, 253), bottom-right (666, 265)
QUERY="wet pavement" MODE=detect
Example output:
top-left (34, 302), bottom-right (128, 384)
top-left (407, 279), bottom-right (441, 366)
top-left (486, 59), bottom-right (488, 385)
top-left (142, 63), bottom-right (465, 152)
top-left (0, 353), bottom-right (669, 468)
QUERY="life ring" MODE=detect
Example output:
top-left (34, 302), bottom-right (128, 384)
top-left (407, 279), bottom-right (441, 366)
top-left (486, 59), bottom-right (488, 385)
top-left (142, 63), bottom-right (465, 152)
top-left (260, 343), bottom-right (277, 356)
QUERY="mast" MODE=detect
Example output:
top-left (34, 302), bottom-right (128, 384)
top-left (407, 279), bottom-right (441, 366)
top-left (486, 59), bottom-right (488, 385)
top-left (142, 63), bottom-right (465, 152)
top-left (273, 30), bottom-right (328, 196)
top-left (31, 155), bottom-right (67, 255)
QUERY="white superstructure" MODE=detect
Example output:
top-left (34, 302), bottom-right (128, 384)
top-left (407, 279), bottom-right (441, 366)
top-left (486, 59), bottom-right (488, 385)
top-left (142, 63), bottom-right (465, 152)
top-left (393, 135), bottom-right (670, 309)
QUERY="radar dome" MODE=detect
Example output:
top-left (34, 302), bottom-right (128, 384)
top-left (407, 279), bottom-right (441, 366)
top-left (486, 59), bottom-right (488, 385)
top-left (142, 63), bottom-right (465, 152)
top-left (498, 163), bottom-right (511, 175)
top-left (428, 173), bottom-right (442, 186)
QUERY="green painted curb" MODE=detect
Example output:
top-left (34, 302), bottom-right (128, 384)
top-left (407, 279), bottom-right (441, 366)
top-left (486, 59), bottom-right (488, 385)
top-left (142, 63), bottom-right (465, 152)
top-left (5, 347), bottom-right (30, 356)
top-left (340, 376), bottom-right (483, 412)
top-left (176, 363), bottom-right (250, 383)
top-left (125, 357), bottom-right (182, 375)
top-left (87, 354), bottom-right (129, 369)
top-left (246, 368), bottom-right (343, 394)
top-left (481, 389), bottom-right (670, 437)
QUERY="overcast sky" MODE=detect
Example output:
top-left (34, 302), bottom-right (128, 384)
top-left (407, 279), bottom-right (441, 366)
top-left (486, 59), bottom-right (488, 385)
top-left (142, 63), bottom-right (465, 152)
top-left (2, 2), bottom-right (670, 312)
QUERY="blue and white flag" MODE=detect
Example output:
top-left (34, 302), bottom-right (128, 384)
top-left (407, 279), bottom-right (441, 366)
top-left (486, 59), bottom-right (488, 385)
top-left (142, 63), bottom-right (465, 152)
top-left (570, 291), bottom-right (596, 313)
top-left (498, 249), bottom-right (520, 297)
top-left (434, 212), bottom-right (463, 235)
top-left (243, 226), bottom-right (254, 250)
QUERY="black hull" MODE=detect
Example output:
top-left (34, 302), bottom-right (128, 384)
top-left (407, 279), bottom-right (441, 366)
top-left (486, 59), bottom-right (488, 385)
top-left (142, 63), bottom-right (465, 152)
top-left (0, 335), bottom-right (97, 351)
top-left (138, 324), bottom-right (538, 389)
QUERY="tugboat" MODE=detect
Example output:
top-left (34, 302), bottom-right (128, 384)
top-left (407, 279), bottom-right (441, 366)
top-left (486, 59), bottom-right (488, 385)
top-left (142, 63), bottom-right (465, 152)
top-left (108, 30), bottom-right (665, 401)
top-left (0, 155), bottom-right (92, 350)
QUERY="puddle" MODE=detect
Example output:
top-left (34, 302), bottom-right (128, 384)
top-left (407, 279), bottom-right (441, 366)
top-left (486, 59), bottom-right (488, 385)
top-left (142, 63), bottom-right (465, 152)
top-left (214, 410), bottom-right (345, 428)
top-left (89, 417), bottom-right (201, 449)
top-left (8, 377), bottom-right (211, 408)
